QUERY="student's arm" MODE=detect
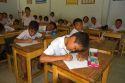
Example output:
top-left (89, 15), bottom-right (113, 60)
top-left (40, 53), bottom-right (73, 63)
top-left (14, 38), bottom-right (33, 43)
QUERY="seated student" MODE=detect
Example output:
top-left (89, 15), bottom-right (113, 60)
top-left (14, 21), bottom-right (42, 79)
top-left (57, 19), bottom-right (64, 26)
top-left (110, 19), bottom-right (125, 32)
top-left (2, 12), bottom-right (8, 25)
top-left (7, 14), bottom-right (15, 26)
top-left (0, 23), bottom-right (5, 36)
top-left (90, 17), bottom-right (102, 29)
top-left (0, 12), bottom-right (4, 25)
top-left (22, 7), bottom-right (34, 28)
top-left (46, 22), bottom-right (57, 34)
top-left (83, 16), bottom-right (90, 28)
top-left (43, 16), bottom-right (49, 24)
top-left (40, 32), bottom-right (89, 83)
top-left (33, 15), bottom-right (38, 22)
top-left (49, 12), bottom-right (56, 22)
top-left (38, 15), bottom-right (43, 24)
top-left (69, 18), bottom-right (84, 36)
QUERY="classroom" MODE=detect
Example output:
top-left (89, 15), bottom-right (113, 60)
top-left (0, 0), bottom-right (125, 83)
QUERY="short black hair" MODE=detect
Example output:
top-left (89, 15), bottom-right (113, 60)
top-left (14, 19), bottom-right (20, 24)
top-left (33, 15), bottom-right (37, 19)
top-left (25, 7), bottom-right (31, 12)
top-left (91, 17), bottom-right (96, 20)
top-left (83, 16), bottom-right (89, 21)
top-left (28, 21), bottom-right (39, 32)
top-left (58, 19), bottom-right (64, 24)
top-left (0, 23), bottom-right (5, 34)
top-left (49, 22), bottom-right (57, 29)
top-left (116, 19), bottom-right (122, 23)
top-left (44, 16), bottom-right (49, 21)
top-left (73, 18), bottom-right (82, 25)
top-left (71, 32), bottom-right (89, 50)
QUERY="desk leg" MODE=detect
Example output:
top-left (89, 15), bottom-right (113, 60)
top-left (53, 65), bottom-right (58, 83)
top-left (13, 48), bottom-right (19, 83)
top-left (44, 63), bottom-right (48, 83)
top-left (102, 65), bottom-right (110, 83)
top-left (26, 58), bottom-right (32, 83)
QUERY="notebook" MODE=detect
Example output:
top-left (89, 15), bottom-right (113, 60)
top-left (16, 40), bottom-right (39, 47)
top-left (64, 53), bottom-right (88, 69)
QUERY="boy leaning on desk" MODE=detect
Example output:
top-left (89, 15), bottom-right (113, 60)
top-left (14, 21), bottom-right (42, 80)
top-left (40, 32), bottom-right (89, 83)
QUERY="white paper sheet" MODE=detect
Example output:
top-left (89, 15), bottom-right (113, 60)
top-left (16, 40), bottom-right (39, 47)
top-left (64, 53), bottom-right (88, 69)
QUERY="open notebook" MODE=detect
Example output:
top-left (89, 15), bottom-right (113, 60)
top-left (64, 53), bottom-right (88, 69)
top-left (16, 40), bottom-right (39, 47)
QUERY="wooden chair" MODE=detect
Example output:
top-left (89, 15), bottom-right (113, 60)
top-left (43, 38), bottom-right (54, 83)
top-left (58, 30), bottom-right (68, 36)
top-left (57, 26), bottom-right (71, 34)
top-left (102, 32), bottom-right (123, 55)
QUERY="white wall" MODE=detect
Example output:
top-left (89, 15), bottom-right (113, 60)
top-left (0, 0), bottom-right (18, 18)
top-left (0, 0), bottom-right (125, 26)
top-left (107, 0), bottom-right (125, 26)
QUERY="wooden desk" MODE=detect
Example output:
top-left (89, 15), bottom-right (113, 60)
top-left (12, 43), bottom-right (44, 83)
top-left (52, 53), bottom-right (113, 83)
top-left (90, 40), bottom-right (117, 55)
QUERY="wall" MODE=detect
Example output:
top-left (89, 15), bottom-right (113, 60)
top-left (0, 0), bottom-right (18, 18)
top-left (107, 0), bottom-right (125, 26)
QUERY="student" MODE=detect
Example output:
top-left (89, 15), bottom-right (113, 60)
top-left (7, 14), bottom-right (15, 26)
top-left (43, 16), bottom-right (49, 24)
top-left (22, 7), bottom-right (34, 28)
top-left (57, 19), bottom-right (64, 26)
top-left (40, 32), bottom-right (89, 83)
top-left (46, 22), bottom-right (57, 34)
top-left (69, 18), bottom-right (83, 36)
top-left (38, 15), bottom-right (43, 24)
top-left (110, 19), bottom-right (125, 32)
top-left (2, 12), bottom-right (8, 25)
top-left (0, 23), bottom-right (5, 36)
top-left (90, 17), bottom-right (101, 29)
top-left (33, 15), bottom-right (38, 22)
top-left (49, 12), bottom-right (56, 22)
top-left (0, 12), bottom-right (4, 25)
top-left (83, 16), bottom-right (90, 28)
top-left (14, 21), bottom-right (42, 79)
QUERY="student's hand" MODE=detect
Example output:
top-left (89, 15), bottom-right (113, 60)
top-left (77, 54), bottom-right (86, 61)
top-left (26, 38), bottom-right (33, 43)
top-left (64, 54), bottom-right (73, 61)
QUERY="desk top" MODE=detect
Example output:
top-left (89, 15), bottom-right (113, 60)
top-left (52, 53), bottom-right (113, 83)
top-left (12, 42), bottom-right (43, 53)
top-left (90, 40), bottom-right (117, 54)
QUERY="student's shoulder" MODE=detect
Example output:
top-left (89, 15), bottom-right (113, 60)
top-left (51, 36), bottom-right (65, 44)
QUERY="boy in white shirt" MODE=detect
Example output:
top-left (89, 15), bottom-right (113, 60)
top-left (90, 17), bottom-right (102, 29)
top-left (14, 21), bottom-right (42, 79)
top-left (69, 18), bottom-right (83, 36)
top-left (22, 7), bottom-right (34, 28)
top-left (40, 32), bottom-right (89, 83)
top-left (110, 19), bottom-right (125, 32)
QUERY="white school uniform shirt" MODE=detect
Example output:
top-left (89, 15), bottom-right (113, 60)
top-left (17, 29), bottom-right (42, 40)
top-left (90, 22), bottom-right (101, 29)
top-left (44, 36), bottom-right (70, 56)
top-left (22, 14), bottom-right (34, 26)
top-left (110, 25), bottom-right (125, 32)
top-left (83, 22), bottom-right (90, 28)
top-left (69, 28), bottom-right (79, 36)
top-left (7, 18), bottom-right (14, 26)
top-left (49, 16), bottom-right (56, 22)
top-left (4, 25), bottom-right (15, 32)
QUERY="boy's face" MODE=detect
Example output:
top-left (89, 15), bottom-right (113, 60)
top-left (115, 21), bottom-right (122, 29)
top-left (83, 17), bottom-right (89, 23)
top-left (91, 19), bottom-right (96, 24)
top-left (25, 9), bottom-right (30, 16)
top-left (66, 37), bottom-right (83, 52)
top-left (46, 24), bottom-right (55, 31)
top-left (74, 22), bottom-right (83, 31)
top-left (28, 29), bottom-right (37, 36)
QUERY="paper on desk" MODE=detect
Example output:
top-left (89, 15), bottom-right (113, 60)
top-left (16, 40), bottom-right (39, 47)
top-left (64, 53), bottom-right (88, 69)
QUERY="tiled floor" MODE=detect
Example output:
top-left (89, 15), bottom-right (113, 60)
top-left (0, 55), bottom-right (125, 83)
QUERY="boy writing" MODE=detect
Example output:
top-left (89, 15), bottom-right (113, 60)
top-left (40, 32), bottom-right (89, 83)
top-left (14, 21), bottom-right (42, 79)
